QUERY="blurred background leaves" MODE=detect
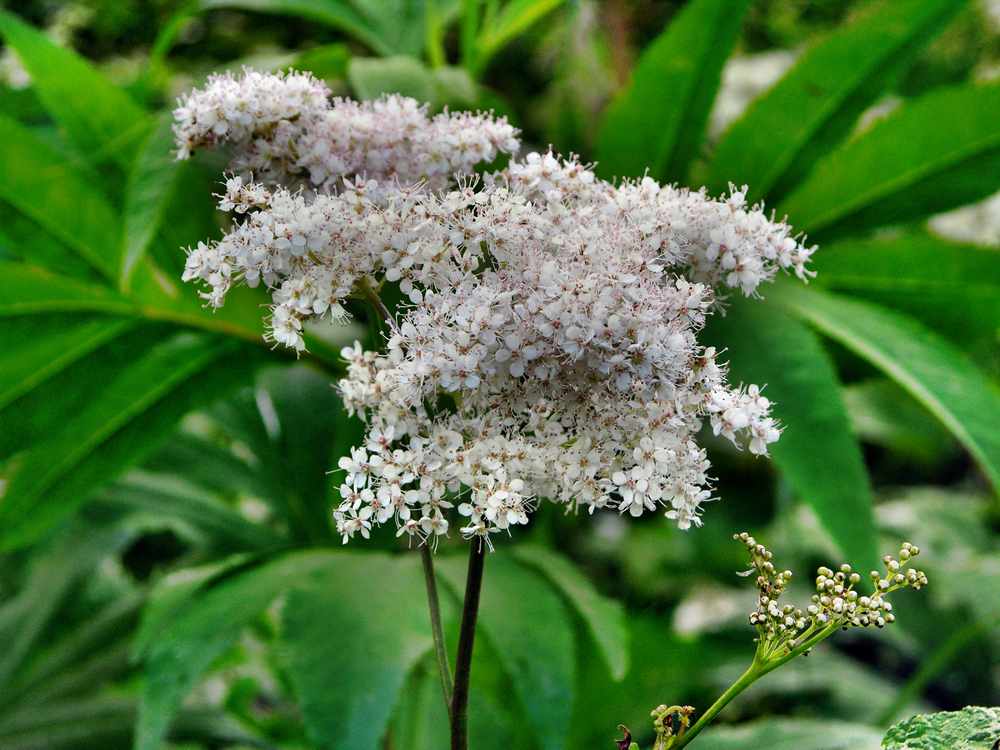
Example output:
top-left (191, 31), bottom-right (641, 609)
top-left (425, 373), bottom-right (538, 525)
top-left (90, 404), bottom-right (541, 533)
top-left (0, 0), bottom-right (998, 748)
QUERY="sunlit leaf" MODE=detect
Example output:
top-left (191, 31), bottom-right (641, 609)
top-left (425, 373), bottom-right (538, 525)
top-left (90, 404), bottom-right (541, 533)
top-left (706, 0), bottom-right (966, 201)
top-left (0, 9), bottom-right (149, 165)
top-left (777, 83), bottom-right (1000, 237)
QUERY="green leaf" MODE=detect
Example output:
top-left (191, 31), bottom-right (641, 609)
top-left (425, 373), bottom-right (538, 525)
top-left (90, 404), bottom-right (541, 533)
top-left (474, 0), bottom-right (566, 75)
top-left (348, 55), bottom-right (438, 103)
top-left (882, 707), bottom-right (1000, 750)
top-left (290, 43), bottom-right (351, 82)
top-left (281, 553), bottom-right (433, 750)
top-left (202, 0), bottom-right (424, 57)
top-left (596, 0), bottom-right (750, 183)
top-left (777, 284), bottom-right (1000, 493)
top-left (0, 9), bottom-right (149, 165)
top-left (0, 204), bottom-right (99, 280)
top-left (0, 519), bottom-right (131, 690)
top-left (844, 380), bottom-right (957, 463)
top-left (812, 233), bottom-right (1000, 343)
top-left (511, 545), bottom-right (628, 680)
top-left (439, 553), bottom-right (575, 750)
top-left (120, 113), bottom-right (184, 292)
top-left (0, 332), bottom-right (258, 550)
top-left (705, 297), bottom-right (878, 570)
top-left (0, 315), bottom-right (136, 411)
top-left (0, 117), bottom-right (123, 279)
top-left (0, 263), bottom-right (135, 316)
top-left (777, 83), bottom-right (1000, 238)
top-left (96, 471), bottom-right (284, 553)
top-left (706, 0), bottom-right (966, 201)
top-left (136, 550), bottom-right (337, 750)
top-left (694, 718), bottom-right (882, 750)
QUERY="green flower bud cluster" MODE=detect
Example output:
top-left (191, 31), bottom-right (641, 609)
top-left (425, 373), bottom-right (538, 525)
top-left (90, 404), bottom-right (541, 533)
top-left (734, 533), bottom-right (928, 663)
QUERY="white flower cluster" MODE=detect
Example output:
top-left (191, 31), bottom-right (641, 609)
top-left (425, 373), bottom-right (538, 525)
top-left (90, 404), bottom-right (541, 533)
top-left (173, 68), bottom-right (518, 195)
top-left (175, 70), bottom-right (816, 549)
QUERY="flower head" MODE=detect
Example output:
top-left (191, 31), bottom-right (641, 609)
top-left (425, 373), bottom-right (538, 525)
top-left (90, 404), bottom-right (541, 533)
top-left (174, 70), bottom-right (818, 548)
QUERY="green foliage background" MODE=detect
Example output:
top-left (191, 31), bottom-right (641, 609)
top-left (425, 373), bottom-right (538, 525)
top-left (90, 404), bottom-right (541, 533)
top-left (0, 0), bottom-right (998, 748)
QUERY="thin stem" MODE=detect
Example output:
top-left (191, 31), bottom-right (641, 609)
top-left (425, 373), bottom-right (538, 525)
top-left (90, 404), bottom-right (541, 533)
top-left (450, 541), bottom-right (486, 750)
top-left (672, 663), bottom-right (760, 749)
top-left (421, 544), bottom-right (454, 714)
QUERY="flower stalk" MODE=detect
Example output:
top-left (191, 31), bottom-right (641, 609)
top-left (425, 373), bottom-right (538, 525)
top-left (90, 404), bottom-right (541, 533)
top-left (450, 541), bottom-right (486, 750)
top-left (633, 533), bottom-right (928, 750)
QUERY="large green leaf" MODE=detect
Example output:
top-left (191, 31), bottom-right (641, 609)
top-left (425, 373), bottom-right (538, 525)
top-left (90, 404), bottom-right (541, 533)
top-left (439, 553), bottom-right (575, 750)
top-left (0, 117), bottom-right (122, 279)
top-left (0, 205), bottom-right (99, 280)
top-left (706, 0), bottom-right (965, 201)
top-left (882, 707), bottom-right (1000, 750)
top-left (281, 553), bottom-right (433, 750)
top-left (694, 718), bottom-right (882, 750)
top-left (706, 297), bottom-right (878, 570)
top-left (777, 83), bottom-right (1000, 237)
top-left (812, 233), bottom-right (1000, 343)
top-left (0, 263), bottom-right (135, 316)
top-left (0, 9), bottom-right (149, 166)
top-left (135, 550), bottom-right (337, 750)
top-left (120, 113), bottom-right (184, 292)
top-left (0, 315), bottom-right (136, 410)
top-left (777, 284), bottom-right (1000, 493)
top-left (0, 331), bottom-right (258, 550)
top-left (511, 545), bottom-right (628, 680)
top-left (596, 0), bottom-right (749, 183)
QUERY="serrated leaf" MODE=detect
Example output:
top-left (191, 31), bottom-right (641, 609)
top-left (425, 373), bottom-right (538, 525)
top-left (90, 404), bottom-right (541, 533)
top-left (439, 553), bottom-right (575, 750)
top-left (136, 550), bottom-right (337, 750)
top-left (120, 112), bottom-right (184, 291)
top-left (777, 284), bottom-right (1000, 493)
top-left (0, 117), bottom-right (122, 279)
top-left (281, 553), bottom-right (432, 750)
top-left (777, 83), bottom-right (1000, 238)
top-left (0, 332), bottom-right (259, 550)
top-left (0, 9), bottom-right (149, 165)
top-left (705, 297), bottom-right (878, 571)
top-left (596, 0), bottom-right (750, 183)
top-left (882, 707), bottom-right (1000, 749)
top-left (694, 718), bottom-right (882, 750)
top-left (812, 233), bottom-right (1000, 343)
top-left (511, 545), bottom-right (628, 680)
top-left (706, 0), bottom-right (965, 201)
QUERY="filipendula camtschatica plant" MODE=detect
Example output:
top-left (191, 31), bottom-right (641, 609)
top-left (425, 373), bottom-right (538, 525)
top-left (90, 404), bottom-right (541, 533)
top-left (615, 534), bottom-right (929, 750)
top-left (174, 69), bottom-right (818, 750)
